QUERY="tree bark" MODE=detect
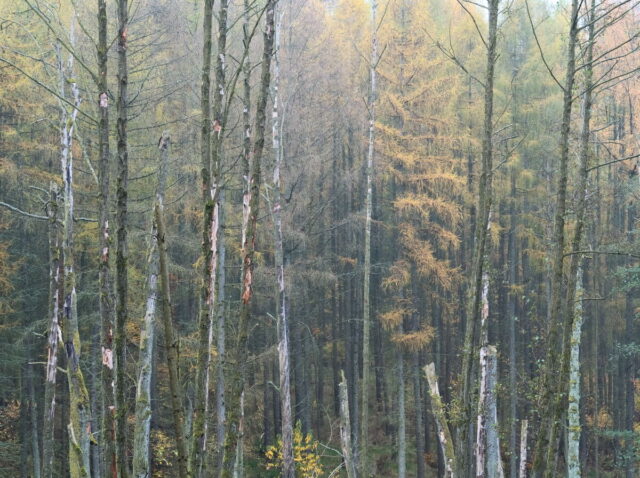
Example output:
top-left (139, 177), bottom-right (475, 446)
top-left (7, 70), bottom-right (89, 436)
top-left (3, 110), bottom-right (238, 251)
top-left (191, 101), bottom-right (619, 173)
top-left (96, 0), bottom-right (115, 475)
top-left (567, 267), bottom-right (583, 478)
top-left (114, 0), bottom-right (130, 475)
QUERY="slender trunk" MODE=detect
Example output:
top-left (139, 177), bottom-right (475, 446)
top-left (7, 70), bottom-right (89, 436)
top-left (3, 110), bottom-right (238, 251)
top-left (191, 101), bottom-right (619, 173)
top-left (414, 354), bottom-right (426, 478)
top-left (339, 371), bottom-right (358, 478)
top-left (361, 2), bottom-right (377, 476)
top-left (270, 6), bottom-right (294, 478)
top-left (115, 0), bottom-right (130, 475)
top-left (97, 0), bottom-right (115, 474)
top-left (507, 169), bottom-right (518, 478)
top-left (424, 363), bottom-right (456, 478)
top-left (221, 2), bottom-right (275, 475)
top-left (567, 267), bottom-right (583, 478)
top-left (215, 187), bottom-right (227, 470)
top-left (518, 420), bottom-right (528, 478)
top-left (155, 201), bottom-right (190, 477)
top-left (29, 364), bottom-right (41, 478)
top-left (55, 34), bottom-right (91, 478)
top-left (42, 182), bottom-right (61, 478)
top-left (459, 1), bottom-right (499, 474)
top-left (531, 0), bottom-right (580, 474)
top-left (397, 352), bottom-right (406, 478)
top-left (132, 133), bottom-right (169, 478)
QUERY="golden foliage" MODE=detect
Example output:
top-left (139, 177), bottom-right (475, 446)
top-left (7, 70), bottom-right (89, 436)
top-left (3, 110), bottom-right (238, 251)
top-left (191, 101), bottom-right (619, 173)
top-left (265, 421), bottom-right (323, 477)
top-left (391, 326), bottom-right (435, 352)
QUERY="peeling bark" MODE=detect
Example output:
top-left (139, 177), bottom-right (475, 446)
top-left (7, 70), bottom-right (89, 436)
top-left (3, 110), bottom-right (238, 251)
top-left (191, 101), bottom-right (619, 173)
top-left (424, 363), bottom-right (456, 478)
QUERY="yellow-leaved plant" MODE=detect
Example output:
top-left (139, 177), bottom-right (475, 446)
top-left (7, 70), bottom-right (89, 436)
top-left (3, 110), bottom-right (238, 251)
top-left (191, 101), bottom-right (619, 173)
top-left (265, 421), bottom-right (324, 477)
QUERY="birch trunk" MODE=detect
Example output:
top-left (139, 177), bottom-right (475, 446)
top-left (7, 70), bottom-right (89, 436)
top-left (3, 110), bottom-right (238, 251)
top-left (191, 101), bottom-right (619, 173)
top-left (57, 38), bottom-right (91, 478)
top-left (270, 6), bottom-right (294, 478)
top-left (97, 0), bottom-right (116, 475)
top-left (339, 371), bottom-right (357, 478)
top-left (42, 182), bottom-right (61, 478)
top-left (155, 200), bottom-right (190, 478)
top-left (567, 267), bottom-right (583, 478)
top-left (221, 2), bottom-right (275, 475)
top-left (361, 1), bottom-right (377, 476)
top-left (115, 0), bottom-right (130, 475)
top-left (424, 363), bottom-right (456, 478)
top-left (476, 346), bottom-right (504, 478)
top-left (131, 133), bottom-right (169, 478)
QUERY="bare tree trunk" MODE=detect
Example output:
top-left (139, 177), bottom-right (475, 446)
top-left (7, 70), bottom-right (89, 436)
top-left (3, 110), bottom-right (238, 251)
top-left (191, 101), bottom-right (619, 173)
top-left (270, 6), bottom-right (294, 478)
top-left (96, 0), bottom-right (115, 475)
top-left (132, 133), bottom-right (169, 478)
top-left (459, 0), bottom-right (499, 474)
top-left (519, 421), bottom-right (528, 478)
top-left (42, 182), bottom-right (61, 478)
top-left (114, 0), bottom-right (130, 475)
top-left (567, 267), bottom-right (583, 478)
top-left (424, 363), bottom-right (456, 478)
top-left (221, 2), bottom-right (275, 475)
top-left (155, 200), bottom-right (190, 478)
top-left (361, 0), bottom-right (377, 475)
top-left (340, 371), bottom-right (358, 478)
top-left (57, 37), bottom-right (91, 478)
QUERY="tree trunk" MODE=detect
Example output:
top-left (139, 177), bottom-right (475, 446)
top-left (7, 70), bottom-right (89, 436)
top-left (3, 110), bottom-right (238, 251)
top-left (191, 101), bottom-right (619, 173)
top-left (458, 0), bottom-right (499, 474)
top-left (567, 267), bottom-right (583, 478)
top-left (132, 133), bottom-right (169, 478)
top-left (155, 200), bottom-right (190, 478)
top-left (531, 0), bottom-right (580, 474)
top-left (424, 363), bottom-right (456, 477)
top-left (42, 182), bottom-right (61, 478)
top-left (114, 0), bottom-right (130, 475)
top-left (56, 35), bottom-right (91, 478)
top-left (270, 6), bottom-right (294, 477)
top-left (221, 2), bottom-right (275, 475)
top-left (519, 420), bottom-right (528, 478)
top-left (339, 371), bottom-right (358, 478)
top-left (95, 0), bottom-right (115, 475)
top-left (361, 0), bottom-right (377, 475)
top-left (397, 352), bottom-right (406, 478)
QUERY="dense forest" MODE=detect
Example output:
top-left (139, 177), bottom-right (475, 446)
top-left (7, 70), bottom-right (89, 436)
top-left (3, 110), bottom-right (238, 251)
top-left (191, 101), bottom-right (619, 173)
top-left (0, 0), bottom-right (639, 476)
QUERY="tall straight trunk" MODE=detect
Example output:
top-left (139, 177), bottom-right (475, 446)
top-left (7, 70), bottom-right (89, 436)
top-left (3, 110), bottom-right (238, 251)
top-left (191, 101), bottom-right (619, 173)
top-left (361, 1), bottom-right (377, 476)
top-left (96, 0), bottom-right (115, 475)
top-left (359, 0), bottom-right (378, 477)
top-left (220, 2), bottom-right (275, 475)
top-left (507, 169), bottom-right (518, 478)
top-left (270, 6), bottom-right (294, 478)
top-left (530, 0), bottom-right (581, 473)
top-left (115, 0), bottom-right (130, 475)
top-left (215, 186), bottom-right (227, 469)
top-left (339, 371), bottom-right (358, 478)
top-left (58, 38), bottom-right (91, 478)
top-left (155, 200), bottom-right (190, 478)
top-left (29, 361), bottom-right (41, 478)
top-left (424, 363), bottom-right (456, 477)
top-left (132, 133), bottom-right (169, 478)
top-left (397, 352), bottom-right (406, 478)
top-left (42, 182), bottom-right (61, 478)
top-left (567, 267), bottom-right (583, 478)
top-left (458, 1), bottom-right (499, 474)
top-left (192, 0), bottom-right (214, 473)
top-left (193, 0), bottom-right (228, 472)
